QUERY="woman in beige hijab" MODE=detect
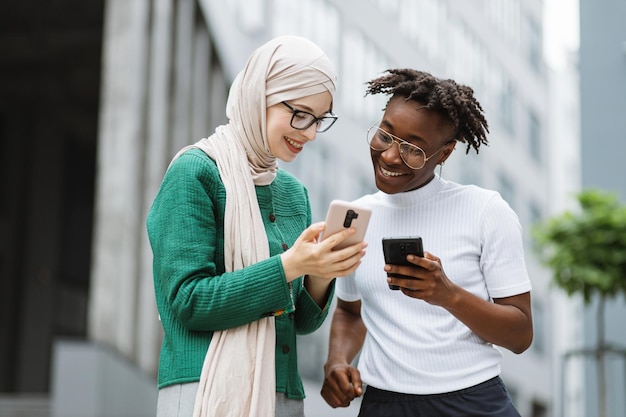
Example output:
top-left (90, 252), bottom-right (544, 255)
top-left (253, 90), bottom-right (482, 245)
top-left (147, 36), bottom-right (366, 417)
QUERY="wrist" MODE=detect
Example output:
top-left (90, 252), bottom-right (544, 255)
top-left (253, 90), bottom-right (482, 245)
top-left (305, 275), bottom-right (334, 292)
top-left (304, 275), bottom-right (334, 308)
top-left (440, 283), bottom-right (467, 311)
top-left (324, 356), bottom-right (349, 372)
top-left (280, 252), bottom-right (301, 282)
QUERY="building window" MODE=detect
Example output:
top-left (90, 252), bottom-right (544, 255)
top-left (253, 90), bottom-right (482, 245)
top-left (499, 77), bottom-right (515, 134)
top-left (340, 29), bottom-right (390, 122)
top-left (527, 200), bottom-right (542, 248)
top-left (525, 15), bottom-right (542, 73)
top-left (497, 172), bottom-right (515, 210)
top-left (449, 21), bottom-right (487, 91)
top-left (485, 0), bottom-right (522, 46)
top-left (528, 109), bottom-right (541, 163)
top-left (529, 200), bottom-right (542, 226)
top-left (393, 0), bottom-right (448, 62)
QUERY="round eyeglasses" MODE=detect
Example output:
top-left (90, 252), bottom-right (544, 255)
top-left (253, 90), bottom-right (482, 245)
top-left (282, 101), bottom-right (338, 133)
top-left (367, 124), bottom-right (451, 170)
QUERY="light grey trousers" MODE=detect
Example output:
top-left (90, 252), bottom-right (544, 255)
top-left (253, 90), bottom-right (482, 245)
top-left (156, 382), bottom-right (305, 417)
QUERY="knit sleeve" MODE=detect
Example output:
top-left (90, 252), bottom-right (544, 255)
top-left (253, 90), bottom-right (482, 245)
top-left (294, 278), bottom-right (336, 335)
top-left (147, 150), bottom-right (294, 331)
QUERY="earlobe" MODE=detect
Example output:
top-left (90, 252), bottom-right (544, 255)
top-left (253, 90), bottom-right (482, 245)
top-left (439, 147), bottom-right (455, 165)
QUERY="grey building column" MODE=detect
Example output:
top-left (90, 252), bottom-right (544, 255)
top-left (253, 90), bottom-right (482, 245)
top-left (88, 0), bottom-right (230, 377)
top-left (88, 0), bottom-right (154, 367)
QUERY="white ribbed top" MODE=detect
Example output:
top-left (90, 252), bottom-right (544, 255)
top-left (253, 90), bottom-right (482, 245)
top-left (336, 176), bottom-right (532, 394)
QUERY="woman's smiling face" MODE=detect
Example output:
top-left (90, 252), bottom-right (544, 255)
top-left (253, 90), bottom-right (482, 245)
top-left (370, 96), bottom-right (456, 194)
top-left (265, 91), bottom-right (333, 162)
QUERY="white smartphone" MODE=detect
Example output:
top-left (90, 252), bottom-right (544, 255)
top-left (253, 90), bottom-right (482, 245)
top-left (321, 200), bottom-right (372, 250)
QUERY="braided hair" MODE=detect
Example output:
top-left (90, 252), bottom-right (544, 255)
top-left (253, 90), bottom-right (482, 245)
top-left (366, 68), bottom-right (489, 154)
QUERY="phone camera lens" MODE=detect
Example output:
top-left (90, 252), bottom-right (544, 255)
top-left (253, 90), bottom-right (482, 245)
top-left (343, 209), bottom-right (359, 228)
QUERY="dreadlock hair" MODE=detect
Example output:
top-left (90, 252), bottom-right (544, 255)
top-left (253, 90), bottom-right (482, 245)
top-left (365, 68), bottom-right (489, 154)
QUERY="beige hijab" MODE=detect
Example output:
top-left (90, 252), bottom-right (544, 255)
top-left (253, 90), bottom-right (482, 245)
top-left (170, 35), bottom-right (336, 417)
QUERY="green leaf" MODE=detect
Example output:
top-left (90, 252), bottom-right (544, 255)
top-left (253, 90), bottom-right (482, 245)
top-left (532, 189), bottom-right (626, 305)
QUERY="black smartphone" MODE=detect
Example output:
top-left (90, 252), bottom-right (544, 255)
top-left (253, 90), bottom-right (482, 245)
top-left (382, 237), bottom-right (424, 290)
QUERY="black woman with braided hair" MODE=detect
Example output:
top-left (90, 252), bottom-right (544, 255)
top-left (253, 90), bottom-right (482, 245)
top-left (321, 69), bottom-right (532, 417)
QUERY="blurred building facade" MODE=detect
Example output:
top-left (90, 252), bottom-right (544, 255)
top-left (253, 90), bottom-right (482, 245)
top-left (545, 56), bottom-right (584, 417)
top-left (578, 0), bottom-right (626, 416)
top-left (0, 0), bottom-right (581, 416)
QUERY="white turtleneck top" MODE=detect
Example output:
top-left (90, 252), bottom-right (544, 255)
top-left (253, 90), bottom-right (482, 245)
top-left (336, 176), bottom-right (532, 394)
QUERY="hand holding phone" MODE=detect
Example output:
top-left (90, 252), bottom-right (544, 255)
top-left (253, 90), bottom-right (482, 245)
top-left (321, 200), bottom-right (371, 250)
top-left (382, 237), bottom-right (424, 290)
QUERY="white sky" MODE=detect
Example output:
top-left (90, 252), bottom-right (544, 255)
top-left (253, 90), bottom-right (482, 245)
top-left (543, 0), bottom-right (580, 69)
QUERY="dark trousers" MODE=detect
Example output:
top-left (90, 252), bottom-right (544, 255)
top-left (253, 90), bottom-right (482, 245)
top-left (358, 377), bottom-right (521, 417)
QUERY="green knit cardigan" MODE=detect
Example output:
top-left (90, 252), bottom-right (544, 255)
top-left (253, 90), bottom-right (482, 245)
top-left (146, 149), bottom-right (333, 399)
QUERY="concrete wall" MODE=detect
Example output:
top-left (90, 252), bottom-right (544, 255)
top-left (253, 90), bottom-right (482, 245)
top-left (50, 340), bottom-right (157, 417)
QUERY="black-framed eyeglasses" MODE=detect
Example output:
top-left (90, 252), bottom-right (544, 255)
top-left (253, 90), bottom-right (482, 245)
top-left (367, 123), bottom-right (451, 170)
top-left (281, 101), bottom-right (338, 133)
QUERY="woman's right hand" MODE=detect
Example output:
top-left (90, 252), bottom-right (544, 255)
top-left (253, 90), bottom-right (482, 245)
top-left (280, 222), bottom-right (367, 282)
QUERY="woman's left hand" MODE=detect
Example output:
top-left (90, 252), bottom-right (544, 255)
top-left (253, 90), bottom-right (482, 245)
top-left (386, 251), bottom-right (533, 354)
